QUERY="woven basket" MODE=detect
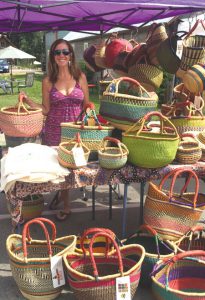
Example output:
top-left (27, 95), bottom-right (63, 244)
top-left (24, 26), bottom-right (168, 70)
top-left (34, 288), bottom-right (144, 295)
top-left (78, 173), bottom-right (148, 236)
top-left (58, 133), bottom-right (90, 168)
top-left (64, 231), bottom-right (145, 300)
top-left (98, 137), bottom-right (129, 169)
top-left (122, 111), bottom-right (179, 168)
top-left (152, 251), bottom-right (205, 300)
top-left (7, 194), bottom-right (44, 221)
top-left (123, 224), bottom-right (177, 287)
top-left (196, 131), bottom-right (205, 161)
top-left (146, 22), bottom-right (168, 66)
top-left (0, 94), bottom-right (43, 137)
top-left (75, 227), bottom-right (116, 255)
top-left (174, 225), bottom-right (205, 253)
top-left (183, 63), bottom-right (205, 95)
top-left (144, 168), bottom-right (205, 241)
top-left (60, 121), bottom-right (114, 153)
top-left (176, 133), bottom-right (202, 164)
top-left (100, 77), bottom-right (158, 131)
top-left (170, 115), bottom-right (205, 135)
top-left (128, 57), bottom-right (164, 92)
top-left (6, 218), bottom-right (77, 300)
top-left (94, 40), bottom-right (108, 69)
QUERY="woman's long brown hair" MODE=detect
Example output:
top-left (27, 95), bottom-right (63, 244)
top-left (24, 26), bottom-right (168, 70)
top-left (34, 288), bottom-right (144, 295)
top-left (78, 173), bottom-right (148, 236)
top-left (48, 38), bottom-right (82, 84)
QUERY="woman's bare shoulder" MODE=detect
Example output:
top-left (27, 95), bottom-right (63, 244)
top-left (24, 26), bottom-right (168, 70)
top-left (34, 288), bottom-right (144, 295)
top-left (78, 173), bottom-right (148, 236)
top-left (42, 75), bottom-right (52, 89)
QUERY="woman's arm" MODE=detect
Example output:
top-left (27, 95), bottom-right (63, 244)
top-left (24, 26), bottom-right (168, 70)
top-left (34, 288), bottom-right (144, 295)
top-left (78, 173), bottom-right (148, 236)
top-left (79, 72), bottom-right (90, 109)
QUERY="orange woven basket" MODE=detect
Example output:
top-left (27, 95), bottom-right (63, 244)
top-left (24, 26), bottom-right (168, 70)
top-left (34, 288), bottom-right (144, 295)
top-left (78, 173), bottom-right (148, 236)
top-left (0, 95), bottom-right (43, 137)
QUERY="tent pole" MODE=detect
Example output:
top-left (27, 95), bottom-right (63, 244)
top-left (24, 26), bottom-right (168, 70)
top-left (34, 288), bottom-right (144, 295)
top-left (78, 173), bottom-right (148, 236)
top-left (10, 62), bottom-right (13, 94)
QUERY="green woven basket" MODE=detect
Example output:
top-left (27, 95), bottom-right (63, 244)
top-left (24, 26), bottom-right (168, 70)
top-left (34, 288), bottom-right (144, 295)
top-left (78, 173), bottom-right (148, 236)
top-left (170, 116), bottom-right (205, 135)
top-left (122, 111), bottom-right (180, 168)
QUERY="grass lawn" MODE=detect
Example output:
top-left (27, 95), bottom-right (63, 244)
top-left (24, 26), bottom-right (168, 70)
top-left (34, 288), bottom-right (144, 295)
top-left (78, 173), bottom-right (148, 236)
top-left (0, 73), bottom-right (100, 112)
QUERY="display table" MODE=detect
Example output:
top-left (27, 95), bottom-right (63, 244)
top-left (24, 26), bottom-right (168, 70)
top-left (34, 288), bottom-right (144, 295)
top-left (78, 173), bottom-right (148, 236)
top-left (5, 159), bottom-right (205, 235)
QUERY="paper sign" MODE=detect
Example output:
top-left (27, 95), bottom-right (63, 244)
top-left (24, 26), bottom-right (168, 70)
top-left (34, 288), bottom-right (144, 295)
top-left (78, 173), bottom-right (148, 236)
top-left (51, 256), bottom-right (65, 288)
top-left (72, 147), bottom-right (87, 167)
top-left (116, 276), bottom-right (131, 300)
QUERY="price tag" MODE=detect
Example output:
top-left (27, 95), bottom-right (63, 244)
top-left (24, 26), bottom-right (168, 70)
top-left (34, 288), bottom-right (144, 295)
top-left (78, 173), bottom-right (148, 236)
top-left (116, 276), bottom-right (131, 300)
top-left (50, 256), bottom-right (65, 288)
top-left (72, 146), bottom-right (87, 167)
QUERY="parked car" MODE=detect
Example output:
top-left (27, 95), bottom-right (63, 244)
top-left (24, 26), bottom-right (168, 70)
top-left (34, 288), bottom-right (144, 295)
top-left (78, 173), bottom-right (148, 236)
top-left (0, 59), bottom-right (10, 73)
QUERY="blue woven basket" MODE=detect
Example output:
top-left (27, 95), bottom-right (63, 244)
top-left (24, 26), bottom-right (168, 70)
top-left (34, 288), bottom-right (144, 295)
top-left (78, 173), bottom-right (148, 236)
top-left (100, 77), bottom-right (158, 131)
top-left (61, 122), bottom-right (114, 152)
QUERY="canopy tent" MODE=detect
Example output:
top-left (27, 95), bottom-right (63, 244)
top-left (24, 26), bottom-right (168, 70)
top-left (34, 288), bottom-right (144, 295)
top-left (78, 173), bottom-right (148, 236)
top-left (0, 0), bottom-right (204, 34)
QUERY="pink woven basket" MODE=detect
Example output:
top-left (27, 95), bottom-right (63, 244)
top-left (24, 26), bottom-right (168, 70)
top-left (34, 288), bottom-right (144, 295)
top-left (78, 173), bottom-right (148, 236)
top-left (0, 95), bottom-right (43, 137)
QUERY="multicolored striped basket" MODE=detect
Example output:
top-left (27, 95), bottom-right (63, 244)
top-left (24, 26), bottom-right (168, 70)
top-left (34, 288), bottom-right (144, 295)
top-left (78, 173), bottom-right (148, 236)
top-left (0, 94), bottom-right (44, 137)
top-left (144, 168), bottom-right (205, 241)
top-left (64, 231), bottom-right (145, 300)
top-left (60, 122), bottom-right (114, 153)
top-left (174, 225), bottom-right (205, 253)
top-left (123, 224), bottom-right (177, 287)
top-left (98, 137), bottom-right (129, 169)
top-left (58, 133), bottom-right (90, 169)
top-left (6, 218), bottom-right (77, 300)
top-left (122, 111), bottom-right (179, 168)
top-left (100, 77), bottom-right (158, 131)
top-left (151, 250), bottom-right (205, 300)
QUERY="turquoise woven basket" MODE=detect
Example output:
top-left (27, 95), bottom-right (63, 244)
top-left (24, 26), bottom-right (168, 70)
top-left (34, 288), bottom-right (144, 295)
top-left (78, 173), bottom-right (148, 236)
top-left (100, 77), bottom-right (158, 131)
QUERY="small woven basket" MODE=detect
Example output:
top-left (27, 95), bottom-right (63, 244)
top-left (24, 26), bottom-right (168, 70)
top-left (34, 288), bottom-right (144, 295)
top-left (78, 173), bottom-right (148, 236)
top-left (144, 168), bottom-right (205, 241)
top-left (7, 194), bottom-right (44, 221)
top-left (174, 225), bottom-right (205, 253)
top-left (152, 251), bottom-right (205, 300)
top-left (100, 77), bottom-right (158, 131)
top-left (123, 224), bottom-right (177, 287)
top-left (176, 133), bottom-right (202, 164)
top-left (122, 111), bottom-right (179, 168)
top-left (0, 94), bottom-right (43, 137)
top-left (196, 131), bottom-right (205, 161)
top-left (58, 133), bottom-right (90, 168)
top-left (98, 137), bottom-right (129, 169)
top-left (6, 218), bottom-right (77, 300)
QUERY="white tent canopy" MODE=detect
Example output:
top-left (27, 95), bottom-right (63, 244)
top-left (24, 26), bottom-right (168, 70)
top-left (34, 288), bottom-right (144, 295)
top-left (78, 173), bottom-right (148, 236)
top-left (0, 46), bottom-right (36, 60)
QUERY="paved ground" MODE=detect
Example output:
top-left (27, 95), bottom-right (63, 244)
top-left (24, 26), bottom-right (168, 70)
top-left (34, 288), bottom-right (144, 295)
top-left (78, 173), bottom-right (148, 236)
top-left (0, 182), bottom-right (155, 299)
top-left (1, 176), bottom-right (205, 299)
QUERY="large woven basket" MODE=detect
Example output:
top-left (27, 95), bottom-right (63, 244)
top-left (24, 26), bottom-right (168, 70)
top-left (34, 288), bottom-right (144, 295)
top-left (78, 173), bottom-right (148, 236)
top-left (100, 77), bottom-right (158, 131)
top-left (123, 224), bottom-right (177, 287)
top-left (0, 95), bottom-right (43, 137)
top-left (58, 133), bottom-right (90, 169)
top-left (98, 137), bottom-right (129, 169)
top-left (122, 111), bottom-right (179, 168)
top-left (6, 218), bottom-right (77, 300)
top-left (144, 168), bottom-right (205, 241)
top-left (152, 251), bottom-right (205, 300)
top-left (64, 231), bottom-right (145, 300)
top-left (170, 115), bottom-right (205, 135)
top-left (61, 122), bottom-right (114, 153)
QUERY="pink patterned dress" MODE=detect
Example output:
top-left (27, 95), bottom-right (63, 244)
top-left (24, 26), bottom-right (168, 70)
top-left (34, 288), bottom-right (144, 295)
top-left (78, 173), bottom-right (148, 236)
top-left (43, 82), bottom-right (84, 146)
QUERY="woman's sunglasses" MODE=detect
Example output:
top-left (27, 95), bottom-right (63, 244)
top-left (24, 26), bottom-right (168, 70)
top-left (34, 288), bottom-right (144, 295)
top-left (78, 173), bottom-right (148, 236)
top-left (53, 49), bottom-right (71, 56)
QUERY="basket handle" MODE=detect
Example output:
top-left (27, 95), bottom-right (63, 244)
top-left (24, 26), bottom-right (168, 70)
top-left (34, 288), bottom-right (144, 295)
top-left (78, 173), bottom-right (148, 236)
top-left (80, 227), bottom-right (116, 256)
top-left (17, 93), bottom-right (30, 115)
top-left (102, 137), bottom-right (129, 156)
top-left (186, 19), bottom-right (205, 38)
top-left (89, 231), bottom-right (124, 279)
top-left (124, 111), bottom-right (179, 137)
top-left (169, 169), bottom-right (199, 208)
top-left (26, 217), bottom-right (57, 242)
top-left (172, 250), bottom-right (205, 262)
top-left (22, 219), bottom-right (53, 262)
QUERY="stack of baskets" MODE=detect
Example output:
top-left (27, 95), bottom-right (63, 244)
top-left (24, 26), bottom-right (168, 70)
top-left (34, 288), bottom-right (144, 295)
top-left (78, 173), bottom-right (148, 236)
top-left (98, 137), bottom-right (129, 169)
